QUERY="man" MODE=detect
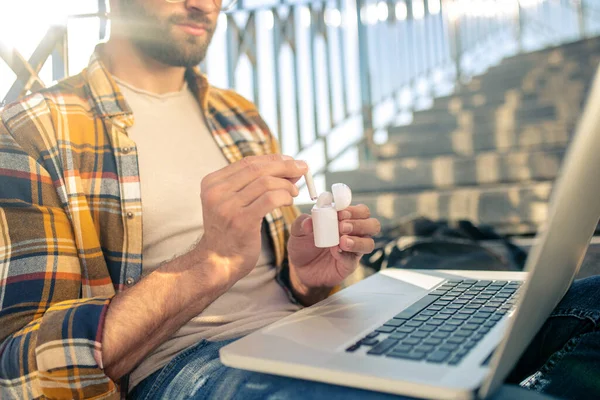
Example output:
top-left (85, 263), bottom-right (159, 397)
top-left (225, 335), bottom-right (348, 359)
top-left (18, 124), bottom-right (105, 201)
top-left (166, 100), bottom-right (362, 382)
top-left (0, 1), bottom-right (599, 399)
top-left (0, 0), bottom-right (382, 398)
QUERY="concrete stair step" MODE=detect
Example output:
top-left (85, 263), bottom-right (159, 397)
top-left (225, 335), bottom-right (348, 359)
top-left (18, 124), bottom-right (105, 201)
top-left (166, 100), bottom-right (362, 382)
top-left (328, 149), bottom-right (564, 193)
top-left (500, 37), bottom-right (600, 67)
top-left (410, 104), bottom-right (557, 127)
top-left (352, 181), bottom-right (554, 235)
top-left (389, 112), bottom-right (566, 136)
top-left (430, 91), bottom-right (541, 111)
top-left (378, 124), bottom-right (571, 158)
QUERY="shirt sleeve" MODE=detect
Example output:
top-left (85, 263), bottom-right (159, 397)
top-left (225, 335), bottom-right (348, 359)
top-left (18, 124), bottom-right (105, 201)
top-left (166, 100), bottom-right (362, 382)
top-left (0, 115), bottom-right (119, 399)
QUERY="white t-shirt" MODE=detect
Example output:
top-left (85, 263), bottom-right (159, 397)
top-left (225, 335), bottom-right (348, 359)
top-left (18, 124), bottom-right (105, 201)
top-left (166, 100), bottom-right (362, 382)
top-left (113, 77), bottom-right (300, 390)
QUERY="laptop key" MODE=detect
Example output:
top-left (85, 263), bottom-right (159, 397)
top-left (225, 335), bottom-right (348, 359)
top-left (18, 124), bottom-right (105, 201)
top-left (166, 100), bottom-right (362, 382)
top-left (439, 309), bottom-right (456, 315)
top-left (427, 306), bottom-right (443, 311)
top-left (402, 338), bottom-right (421, 346)
top-left (410, 331), bottom-right (429, 339)
top-left (474, 311), bottom-right (493, 319)
top-left (446, 319), bottom-right (464, 326)
top-left (483, 320), bottom-right (497, 328)
top-left (439, 325), bottom-right (457, 333)
top-left (456, 348), bottom-right (469, 357)
top-left (376, 325), bottom-right (396, 333)
top-left (462, 324), bottom-right (479, 331)
top-left (425, 319), bottom-right (443, 326)
top-left (389, 332), bottom-right (408, 340)
top-left (394, 295), bottom-right (439, 320)
top-left (346, 343), bottom-right (361, 352)
top-left (405, 321), bottom-right (424, 328)
top-left (396, 326), bottom-right (415, 333)
top-left (439, 343), bottom-right (459, 352)
top-left (426, 350), bottom-right (452, 363)
top-left (366, 332), bottom-right (380, 339)
top-left (367, 339), bottom-right (399, 355)
top-left (388, 351), bottom-right (426, 361)
top-left (470, 317), bottom-right (486, 325)
top-left (420, 310), bottom-right (437, 316)
top-left (384, 319), bottom-right (404, 327)
top-left (439, 284), bottom-right (457, 290)
top-left (431, 331), bottom-right (451, 339)
top-left (432, 314), bottom-right (450, 321)
top-left (414, 345), bottom-right (436, 353)
top-left (470, 300), bottom-right (487, 305)
top-left (413, 315), bottom-right (431, 322)
top-left (431, 290), bottom-right (449, 297)
top-left (391, 344), bottom-right (413, 353)
top-left (449, 356), bottom-right (463, 365)
top-left (446, 337), bottom-right (465, 345)
top-left (453, 314), bottom-right (470, 320)
top-left (454, 330), bottom-right (474, 338)
top-left (361, 338), bottom-right (379, 346)
top-left (423, 338), bottom-right (443, 346)
top-left (418, 325), bottom-right (437, 332)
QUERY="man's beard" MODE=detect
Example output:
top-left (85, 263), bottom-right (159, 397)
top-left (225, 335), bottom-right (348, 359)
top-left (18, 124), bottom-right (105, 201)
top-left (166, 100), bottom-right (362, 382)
top-left (119, 0), bottom-right (216, 68)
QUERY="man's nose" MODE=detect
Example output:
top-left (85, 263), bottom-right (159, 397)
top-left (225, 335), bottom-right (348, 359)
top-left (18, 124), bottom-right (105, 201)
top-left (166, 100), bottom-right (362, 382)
top-left (185, 0), bottom-right (221, 13)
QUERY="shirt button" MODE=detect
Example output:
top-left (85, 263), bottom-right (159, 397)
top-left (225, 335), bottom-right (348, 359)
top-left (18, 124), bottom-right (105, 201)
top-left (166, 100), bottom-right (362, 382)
top-left (122, 147), bottom-right (131, 154)
top-left (126, 212), bottom-right (134, 219)
top-left (125, 277), bottom-right (135, 286)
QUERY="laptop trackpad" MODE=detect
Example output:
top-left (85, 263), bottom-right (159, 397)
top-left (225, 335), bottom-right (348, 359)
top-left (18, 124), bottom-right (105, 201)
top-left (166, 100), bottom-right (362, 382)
top-left (262, 292), bottom-right (408, 351)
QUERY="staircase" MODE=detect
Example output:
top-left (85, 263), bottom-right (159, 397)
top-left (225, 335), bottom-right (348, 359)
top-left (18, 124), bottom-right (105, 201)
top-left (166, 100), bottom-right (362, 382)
top-left (327, 37), bottom-right (600, 236)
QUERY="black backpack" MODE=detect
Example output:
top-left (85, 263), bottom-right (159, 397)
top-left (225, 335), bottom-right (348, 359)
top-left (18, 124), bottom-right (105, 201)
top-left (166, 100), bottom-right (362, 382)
top-left (361, 218), bottom-right (528, 273)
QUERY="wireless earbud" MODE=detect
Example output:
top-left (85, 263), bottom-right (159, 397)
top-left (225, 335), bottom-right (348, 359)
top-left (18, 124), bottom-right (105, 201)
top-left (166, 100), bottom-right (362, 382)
top-left (302, 170), bottom-right (352, 248)
top-left (310, 183), bottom-right (353, 248)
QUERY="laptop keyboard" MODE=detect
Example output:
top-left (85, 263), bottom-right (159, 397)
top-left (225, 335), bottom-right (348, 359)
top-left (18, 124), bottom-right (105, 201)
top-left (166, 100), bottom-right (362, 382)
top-left (345, 279), bottom-right (522, 366)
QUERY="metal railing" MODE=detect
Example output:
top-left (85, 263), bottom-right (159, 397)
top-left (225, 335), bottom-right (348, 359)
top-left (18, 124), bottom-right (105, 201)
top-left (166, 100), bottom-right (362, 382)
top-left (0, 0), bottom-right (598, 196)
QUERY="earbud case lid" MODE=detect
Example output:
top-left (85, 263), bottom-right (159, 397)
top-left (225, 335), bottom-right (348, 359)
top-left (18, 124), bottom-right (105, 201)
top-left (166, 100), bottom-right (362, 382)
top-left (332, 183), bottom-right (352, 211)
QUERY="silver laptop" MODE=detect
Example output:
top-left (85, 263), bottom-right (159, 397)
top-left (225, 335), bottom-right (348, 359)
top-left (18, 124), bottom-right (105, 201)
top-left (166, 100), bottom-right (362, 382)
top-left (220, 64), bottom-right (600, 400)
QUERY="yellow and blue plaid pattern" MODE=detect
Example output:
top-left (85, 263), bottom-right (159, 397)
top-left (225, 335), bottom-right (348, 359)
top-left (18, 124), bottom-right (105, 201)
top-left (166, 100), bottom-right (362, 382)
top-left (0, 48), bottom-right (299, 399)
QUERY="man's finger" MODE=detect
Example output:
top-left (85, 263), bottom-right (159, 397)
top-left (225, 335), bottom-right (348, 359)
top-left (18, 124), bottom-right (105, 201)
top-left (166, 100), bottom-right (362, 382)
top-left (204, 154), bottom-right (304, 190)
top-left (230, 159), bottom-right (308, 193)
top-left (339, 218), bottom-right (381, 236)
top-left (339, 236), bottom-right (375, 254)
top-left (338, 204), bottom-right (371, 220)
top-left (290, 214), bottom-right (312, 237)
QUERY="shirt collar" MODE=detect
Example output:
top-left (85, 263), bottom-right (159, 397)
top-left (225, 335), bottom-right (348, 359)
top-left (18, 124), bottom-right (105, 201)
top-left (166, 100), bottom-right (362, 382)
top-left (85, 44), bottom-right (210, 127)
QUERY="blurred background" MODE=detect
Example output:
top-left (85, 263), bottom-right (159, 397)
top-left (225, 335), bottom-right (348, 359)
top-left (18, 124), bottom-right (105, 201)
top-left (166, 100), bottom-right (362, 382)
top-left (1, 0), bottom-right (600, 241)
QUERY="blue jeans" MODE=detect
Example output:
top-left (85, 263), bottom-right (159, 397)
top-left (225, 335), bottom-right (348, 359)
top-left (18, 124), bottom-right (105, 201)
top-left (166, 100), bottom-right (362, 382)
top-left (129, 277), bottom-right (600, 400)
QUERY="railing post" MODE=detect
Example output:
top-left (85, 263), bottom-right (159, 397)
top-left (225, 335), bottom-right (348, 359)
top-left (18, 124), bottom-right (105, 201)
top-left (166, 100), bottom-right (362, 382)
top-left (516, 0), bottom-right (524, 53)
top-left (355, 0), bottom-right (375, 163)
top-left (444, 0), bottom-right (462, 87)
top-left (576, 0), bottom-right (587, 39)
top-left (52, 29), bottom-right (69, 82)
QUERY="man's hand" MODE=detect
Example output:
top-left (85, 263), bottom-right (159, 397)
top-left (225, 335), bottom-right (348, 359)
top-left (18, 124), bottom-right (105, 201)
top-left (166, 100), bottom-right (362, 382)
top-left (286, 204), bottom-right (381, 305)
top-left (196, 154), bottom-right (307, 284)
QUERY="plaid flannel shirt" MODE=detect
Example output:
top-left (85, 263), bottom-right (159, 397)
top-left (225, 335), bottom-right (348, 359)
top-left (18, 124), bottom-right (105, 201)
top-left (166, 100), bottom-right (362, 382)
top-left (0, 49), bottom-right (300, 399)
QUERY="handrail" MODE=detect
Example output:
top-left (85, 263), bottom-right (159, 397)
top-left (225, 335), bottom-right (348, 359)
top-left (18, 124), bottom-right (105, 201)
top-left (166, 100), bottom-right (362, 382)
top-left (0, 0), bottom-right (597, 196)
